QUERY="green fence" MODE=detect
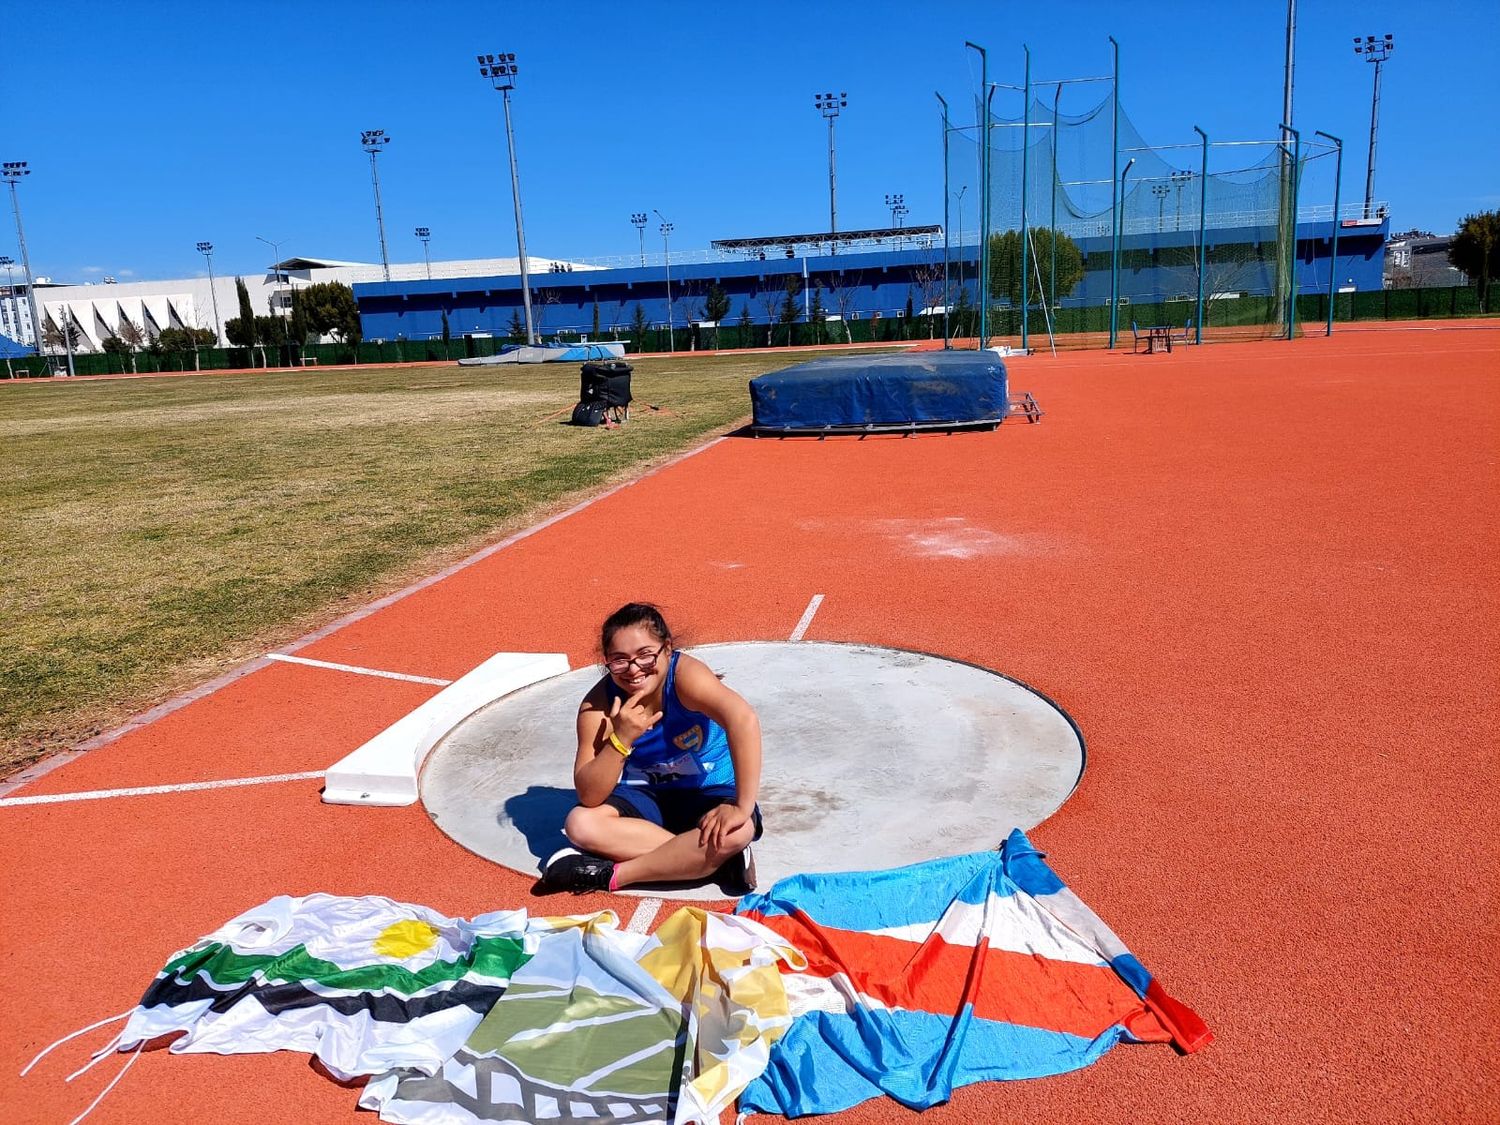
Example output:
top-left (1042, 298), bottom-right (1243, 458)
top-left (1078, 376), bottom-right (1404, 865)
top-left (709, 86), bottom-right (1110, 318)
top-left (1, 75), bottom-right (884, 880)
top-left (2, 285), bottom-right (1493, 378)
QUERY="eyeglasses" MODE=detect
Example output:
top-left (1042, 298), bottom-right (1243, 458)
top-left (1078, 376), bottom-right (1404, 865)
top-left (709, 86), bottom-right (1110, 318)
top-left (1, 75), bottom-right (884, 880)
top-left (604, 645), bottom-right (665, 675)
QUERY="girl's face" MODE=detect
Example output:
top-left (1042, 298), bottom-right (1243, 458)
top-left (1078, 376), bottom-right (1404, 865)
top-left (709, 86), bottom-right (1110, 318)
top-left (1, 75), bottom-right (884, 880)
top-left (604, 623), bottom-right (671, 696)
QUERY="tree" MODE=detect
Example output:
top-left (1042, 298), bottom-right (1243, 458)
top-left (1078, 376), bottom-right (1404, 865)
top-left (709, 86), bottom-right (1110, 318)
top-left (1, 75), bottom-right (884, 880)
top-left (988, 227), bottom-right (1084, 307)
top-left (110, 314), bottom-right (146, 373)
top-left (507, 309), bottom-right (525, 341)
top-left (704, 283), bottom-right (731, 349)
top-left (752, 278), bottom-right (782, 346)
top-left (629, 303), bottom-right (649, 351)
top-left (807, 284), bottom-right (827, 345)
top-left (1450, 210), bottom-right (1500, 313)
top-left (778, 274), bottom-right (803, 346)
top-left (153, 326), bottom-right (217, 371)
top-left (297, 281), bottom-right (362, 345)
top-left (225, 277), bottom-right (260, 362)
top-left (591, 298), bottom-right (601, 339)
top-left (42, 317), bottom-right (84, 354)
top-left (737, 302), bottom-right (753, 347)
top-left (441, 310), bottom-right (451, 347)
top-left (827, 271), bottom-right (862, 343)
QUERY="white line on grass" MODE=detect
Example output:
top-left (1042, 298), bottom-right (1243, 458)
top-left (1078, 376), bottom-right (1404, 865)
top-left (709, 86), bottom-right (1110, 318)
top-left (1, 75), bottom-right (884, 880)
top-left (265, 653), bottom-right (453, 686)
top-left (0, 771), bottom-right (326, 808)
top-left (625, 897), bottom-right (664, 934)
top-left (789, 594), bottom-right (825, 642)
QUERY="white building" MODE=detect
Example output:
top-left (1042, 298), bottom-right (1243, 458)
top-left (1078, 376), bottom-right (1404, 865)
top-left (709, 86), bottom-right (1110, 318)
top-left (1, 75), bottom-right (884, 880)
top-left (33, 254), bottom-right (589, 353)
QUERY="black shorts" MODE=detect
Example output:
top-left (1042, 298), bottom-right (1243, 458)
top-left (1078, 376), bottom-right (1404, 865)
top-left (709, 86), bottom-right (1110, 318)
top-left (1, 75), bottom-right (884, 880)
top-left (604, 785), bottom-right (764, 840)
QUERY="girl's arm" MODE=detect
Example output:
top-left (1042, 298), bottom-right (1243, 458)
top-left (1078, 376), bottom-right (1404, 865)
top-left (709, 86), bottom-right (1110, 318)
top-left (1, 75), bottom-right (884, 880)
top-left (573, 679), bottom-right (662, 806)
top-left (573, 682), bottom-right (626, 807)
top-left (674, 654), bottom-right (762, 815)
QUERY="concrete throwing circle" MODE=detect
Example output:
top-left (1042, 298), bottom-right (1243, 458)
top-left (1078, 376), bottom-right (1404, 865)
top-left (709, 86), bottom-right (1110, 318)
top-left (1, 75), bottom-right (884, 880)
top-left (420, 641), bottom-right (1084, 900)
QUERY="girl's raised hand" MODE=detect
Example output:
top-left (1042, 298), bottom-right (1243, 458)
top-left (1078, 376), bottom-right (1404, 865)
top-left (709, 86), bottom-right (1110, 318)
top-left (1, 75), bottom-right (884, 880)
top-left (608, 690), bottom-right (662, 748)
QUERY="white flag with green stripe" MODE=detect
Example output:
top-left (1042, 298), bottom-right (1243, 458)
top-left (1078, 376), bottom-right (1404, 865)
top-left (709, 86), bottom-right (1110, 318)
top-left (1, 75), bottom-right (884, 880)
top-left (119, 893), bottom-right (543, 1081)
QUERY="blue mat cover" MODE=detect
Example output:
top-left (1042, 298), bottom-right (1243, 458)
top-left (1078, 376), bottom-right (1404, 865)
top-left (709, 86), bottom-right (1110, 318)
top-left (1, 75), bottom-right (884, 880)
top-left (749, 351), bottom-right (1007, 431)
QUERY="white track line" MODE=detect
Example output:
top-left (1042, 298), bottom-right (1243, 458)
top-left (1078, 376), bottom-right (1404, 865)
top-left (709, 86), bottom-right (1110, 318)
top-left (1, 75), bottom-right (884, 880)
top-left (625, 897), bottom-right (664, 934)
top-left (789, 594), bottom-right (825, 642)
top-left (0, 771), bottom-right (326, 808)
top-left (264, 653), bottom-right (453, 686)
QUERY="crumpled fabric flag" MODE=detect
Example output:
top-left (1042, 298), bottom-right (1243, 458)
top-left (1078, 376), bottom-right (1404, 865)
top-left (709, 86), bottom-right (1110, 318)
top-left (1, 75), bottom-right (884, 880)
top-left (118, 894), bottom-right (561, 1081)
top-left (734, 830), bottom-right (1212, 1118)
top-left (362, 907), bottom-right (803, 1125)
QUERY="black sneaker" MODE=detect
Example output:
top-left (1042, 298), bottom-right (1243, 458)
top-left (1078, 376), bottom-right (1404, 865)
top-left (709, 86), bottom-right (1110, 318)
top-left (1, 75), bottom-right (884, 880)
top-left (718, 844), bottom-right (757, 897)
top-left (539, 848), bottom-right (615, 894)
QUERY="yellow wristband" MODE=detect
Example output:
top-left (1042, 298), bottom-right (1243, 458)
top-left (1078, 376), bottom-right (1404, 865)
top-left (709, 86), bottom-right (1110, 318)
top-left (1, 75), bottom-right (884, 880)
top-left (608, 732), bottom-right (632, 758)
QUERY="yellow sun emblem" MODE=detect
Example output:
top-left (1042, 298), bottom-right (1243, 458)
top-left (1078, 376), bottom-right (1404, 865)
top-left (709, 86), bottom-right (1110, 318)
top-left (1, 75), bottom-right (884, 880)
top-left (373, 919), bottom-right (441, 959)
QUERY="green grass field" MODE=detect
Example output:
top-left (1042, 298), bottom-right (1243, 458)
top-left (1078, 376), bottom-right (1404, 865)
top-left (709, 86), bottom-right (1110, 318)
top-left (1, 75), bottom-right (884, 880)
top-left (0, 352), bottom-right (853, 776)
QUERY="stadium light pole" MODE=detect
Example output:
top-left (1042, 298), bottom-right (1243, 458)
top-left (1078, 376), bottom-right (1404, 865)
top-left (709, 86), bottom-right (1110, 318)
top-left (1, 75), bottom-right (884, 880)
top-left (1151, 183), bottom-right (1169, 232)
top-left (1170, 170), bottom-right (1193, 231)
top-left (655, 210), bottom-right (674, 352)
top-left (196, 241), bottom-right (223, 346)
top-left (1354, 34), bottom-right (1394, 220)
top-left (360, 130), bottom-right (392, 283)
top-left (885, 193), bottom-right (908, 248)
top-left (815, 92), bottom-right (847, 253)
top-left (256, 235), bottom-right (290, 366)
top-left (1315, 130), bottom-right (1343, 337)
top-left (3, 162), bottom-right (42, 359)
top-left (1110, 157), bottom-right (1134, 348)
top-left (1193, 126), bottom-right (1208, 344)
top-left (1020, 43), bottom-right (1030, 354)
top-left (414, 226), bottom-right (432, 280)
top-left (1281, 122), bottom-right (1302, 341)
top-left (478, 52), bottom-right (536, 345)
top-left (630, 213), bottom-right (647, 267)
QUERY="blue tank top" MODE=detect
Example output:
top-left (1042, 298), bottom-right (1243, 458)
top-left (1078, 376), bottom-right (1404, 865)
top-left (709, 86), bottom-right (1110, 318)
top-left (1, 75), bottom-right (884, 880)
top-left (605, 651), bottom-right (734, 791)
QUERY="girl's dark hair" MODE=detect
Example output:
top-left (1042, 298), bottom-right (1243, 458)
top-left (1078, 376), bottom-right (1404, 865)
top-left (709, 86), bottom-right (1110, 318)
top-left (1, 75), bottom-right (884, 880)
top-left (601, 603), bottom-right (673, 653)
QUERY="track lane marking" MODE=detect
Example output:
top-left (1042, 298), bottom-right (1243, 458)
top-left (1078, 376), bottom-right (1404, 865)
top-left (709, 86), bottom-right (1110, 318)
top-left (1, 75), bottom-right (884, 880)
top-left (625, 897), bottom-right (664, 933)
top-left (0, 771), bottom-right (326, 808)
top-left (265, 653), bottom-right (453, 686)
top-left (789, 594), bottom-right (825, 641)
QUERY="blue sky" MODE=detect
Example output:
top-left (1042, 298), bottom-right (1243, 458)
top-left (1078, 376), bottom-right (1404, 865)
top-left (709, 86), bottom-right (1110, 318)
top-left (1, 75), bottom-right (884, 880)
top-left (4, 0), bottom-right (1495, 283)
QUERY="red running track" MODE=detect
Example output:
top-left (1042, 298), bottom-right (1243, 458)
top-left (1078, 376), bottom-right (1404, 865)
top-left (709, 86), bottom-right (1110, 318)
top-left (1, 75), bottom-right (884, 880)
top-left (3, 327), bottom-right (1497, 1123)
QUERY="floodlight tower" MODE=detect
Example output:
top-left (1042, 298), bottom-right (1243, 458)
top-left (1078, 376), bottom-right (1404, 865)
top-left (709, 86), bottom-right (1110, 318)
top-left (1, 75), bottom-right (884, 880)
top-left (477, 51), bottom-right (536, 345)
top-left (196, 241), bottom-right (223, 345)
top-left (885, 193), bottom-right (908, 248)
top-left (2, 162), bottom-right (42, 357)
top-left (1353, 34), bottom-right (1394, 220)
top-left (631, 212), bottom-right (648, 267)
top-left (655, 209), bottom-right (674, 352)
top-left (415, 226), bottom-right (432, 280)
top-left (1170, 170), bottom-right (1194, 231)
top-left (1151, 183), bottom-right (1169, 232)
top-left (360, 130), bottom-right (393, 283)
top-left (814, 91), bottom-right (847, 251)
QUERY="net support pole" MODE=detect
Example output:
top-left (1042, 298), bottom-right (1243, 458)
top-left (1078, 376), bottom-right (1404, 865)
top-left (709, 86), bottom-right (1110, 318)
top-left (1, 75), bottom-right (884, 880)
top-left (938, 93), bottom-right (952, 349)
top-left (1108, 35), bottom-right (1121, 348)
top-left (1193, 126), bottom-right (1208, 345)
top-left (1115, 157), bottom-right (1135, 343)
top-left (1281, 122), bottom-right (1301, 340)
top-left (1050, 83), bottom-right (1061, 317)
top-left (1315, 130), bottom-right (1342, 336)
top-left (1020, 44), bottom-right (1031, 354)
top-left (967, 41), bottom-right (989, 350)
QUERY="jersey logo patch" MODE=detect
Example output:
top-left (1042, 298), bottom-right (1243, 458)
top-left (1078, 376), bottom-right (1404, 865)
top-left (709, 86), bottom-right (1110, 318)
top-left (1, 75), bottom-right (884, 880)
top-left (673, 725), bottom-right (704, 753)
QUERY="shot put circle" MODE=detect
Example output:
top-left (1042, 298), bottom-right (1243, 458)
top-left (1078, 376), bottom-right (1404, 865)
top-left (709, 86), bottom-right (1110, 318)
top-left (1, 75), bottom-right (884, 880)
top-left (420, 641), bottom-right (1085, 900)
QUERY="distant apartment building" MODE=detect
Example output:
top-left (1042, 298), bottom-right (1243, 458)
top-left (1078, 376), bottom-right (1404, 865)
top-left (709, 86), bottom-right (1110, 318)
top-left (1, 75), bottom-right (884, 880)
top-left (1384, 230), bottom-right (1466, 288)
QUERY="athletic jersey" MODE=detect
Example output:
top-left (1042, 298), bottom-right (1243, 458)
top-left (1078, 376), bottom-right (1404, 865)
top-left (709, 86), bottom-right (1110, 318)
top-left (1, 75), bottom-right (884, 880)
top-left (604, 650), bottom-right (734, 791)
